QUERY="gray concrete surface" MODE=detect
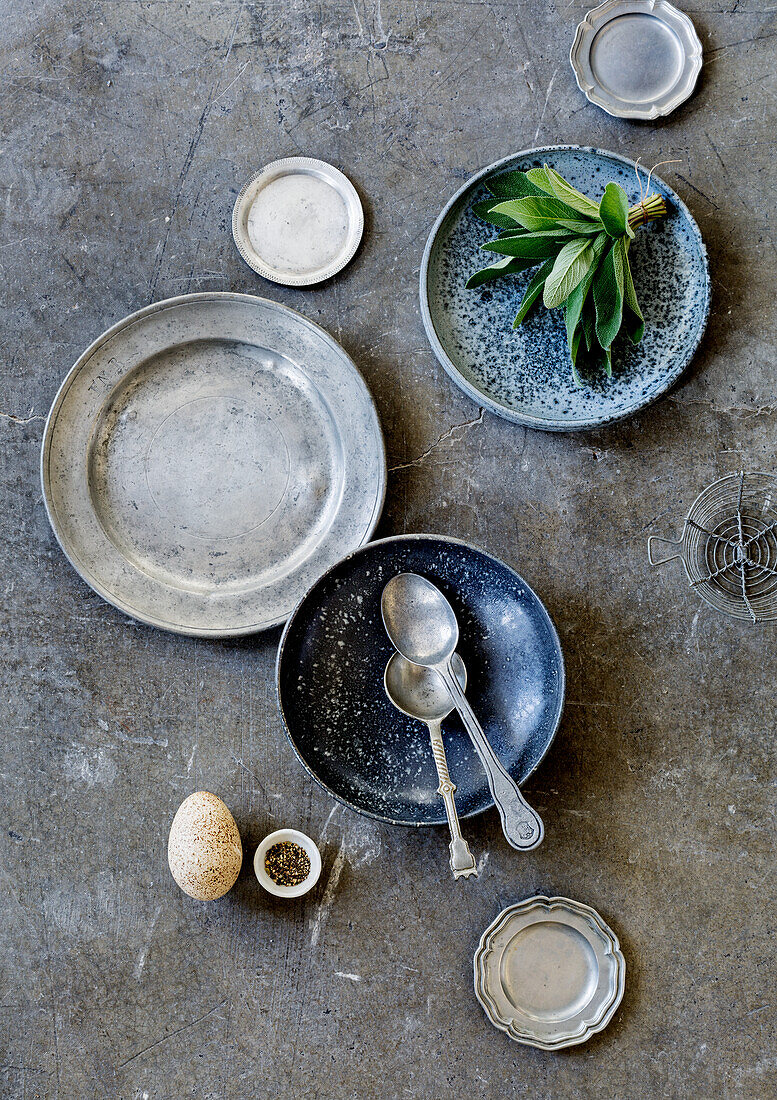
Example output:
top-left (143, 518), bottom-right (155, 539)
top-left (1, 1), bottom-right (775, 1097)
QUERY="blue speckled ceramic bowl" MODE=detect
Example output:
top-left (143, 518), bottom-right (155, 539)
top-left (276, 535), bottom-right (565, 826)
top-left (420, 146), bottom-right (710, 430)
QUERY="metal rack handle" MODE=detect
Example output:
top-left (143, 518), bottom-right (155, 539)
top-left (647, 534), bottom-right (683, 567)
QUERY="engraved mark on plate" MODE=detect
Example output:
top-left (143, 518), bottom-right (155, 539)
top-left (145, 395), bottom-right (291, 540)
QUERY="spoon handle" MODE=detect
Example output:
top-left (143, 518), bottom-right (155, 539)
top-left (439, 664), bottom-right (544, 851)
top-left (427, 719), bottom-right (478, 880)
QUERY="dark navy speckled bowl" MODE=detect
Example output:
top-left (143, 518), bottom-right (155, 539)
top-left (420, 146), bottom-right (710, 430)
top-left (276, 535), bottom-right (565, 826)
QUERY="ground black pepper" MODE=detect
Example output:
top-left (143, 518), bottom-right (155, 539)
top-left (264, 841), bottom-right (311, 886)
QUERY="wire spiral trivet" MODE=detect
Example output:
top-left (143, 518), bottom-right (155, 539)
top-left (648, 471), bottom-right (777, 622)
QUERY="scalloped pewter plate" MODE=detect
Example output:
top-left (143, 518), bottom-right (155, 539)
top-left (41, 293), bottom-right (385, 637)
top-left (474, 896), bottom-right (625, 1050)
top-left (570, 0), bottom-right (703, 120)
top-left (232, 158), bottom-right (364, 286)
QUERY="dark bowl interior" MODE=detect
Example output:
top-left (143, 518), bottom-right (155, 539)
top-left (277, 535), bottom-right (565, 825)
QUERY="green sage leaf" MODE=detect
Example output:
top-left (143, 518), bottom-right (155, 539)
top-left (471, 199), bottom-right (521, 230)
top-left (525, 167), bottom-right (556, 195)
top-left (465, 255), bottom-right (537, 289)
top-left (569, 320), bottom-right (585, 386)
top-left (543, 237), bottom-right (594, 309)
top-left (593, 238), bottom-right (625, 349)
top-left (485, 170), bottom-right (545, 200)
top-left (541, 165), bottom-right (601, 218)
top-left (622, 251), bottom-right (645, 343)
top-left (490, 195), bottom-right (587, 232)
top-left (481, 230), bottom-right (571, 259)
top-left (557, 218), bottom-right (605, 235)
top-left (563, 233), bottom-right (607, 346)
top-left (599, 182), bottom-right (633, 239)
top-left (512, 257), bottom-right (555, 328)
top-left (582, 300), bottom-right (595, 353)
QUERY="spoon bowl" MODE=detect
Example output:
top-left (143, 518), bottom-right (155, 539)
top-left (384, 652), bottom-right (466, 723)
top-left (381, 572), bottom-right (459, 667)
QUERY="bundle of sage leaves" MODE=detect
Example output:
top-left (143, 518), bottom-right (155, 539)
top-left (467, 164), bottom-right (666, 384)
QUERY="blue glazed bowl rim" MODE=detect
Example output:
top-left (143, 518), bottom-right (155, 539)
top-left (419, 145), bottom-right (711, 431)
top-left (275, 532), bottom-right (566, 827)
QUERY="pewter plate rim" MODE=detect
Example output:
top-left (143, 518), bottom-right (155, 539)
top-left (570, 0), bottom-right (703, 120)
top-left (419, 144), bottom-right (711, 431)
top-left (232, 157), bottom-right (364, 286)
top-left (473, 895), bottom-right (626, 1049)
top-left (276, 533), bottom-right (566, 827)
top-left (40, 292), bottom-right (386, 637)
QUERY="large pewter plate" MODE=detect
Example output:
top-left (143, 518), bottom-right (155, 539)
top-left (474, 896), bottom-right (625, 1049)
top-left (420, 146), bottom-right (710, 431)
top-left (41, 293), bottom-right (386, 636)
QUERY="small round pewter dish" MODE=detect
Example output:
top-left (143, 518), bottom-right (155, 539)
top-left (474, 896), bottom-right (625, 1049)
top-left (253, 829), bottom-right (322, 899)
top-left (570, 0), bottom-right (703, 120)
top-left (232, 157), bottom-right (364, 286)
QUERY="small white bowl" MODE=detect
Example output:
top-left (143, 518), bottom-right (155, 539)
top-left (254, 829), bottom-right (322, 899)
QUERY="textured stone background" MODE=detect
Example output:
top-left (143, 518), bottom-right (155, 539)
top-left (1, 1), bottom-right (776, 1097)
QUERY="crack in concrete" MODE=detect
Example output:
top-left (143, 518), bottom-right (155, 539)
top-left (0, 409), bottom-right (45, 425)
top-left (147, 2), bottom-right (246, 302)
top-left (667, 396), bottom-right (777, 418)
top-left (119, 999), bottom-right (228, 1068)
top-left (389, 408), bottom-right (484, 472)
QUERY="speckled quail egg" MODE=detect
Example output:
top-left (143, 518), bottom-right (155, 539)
top-left (167, 791), bottom-right (242, 900)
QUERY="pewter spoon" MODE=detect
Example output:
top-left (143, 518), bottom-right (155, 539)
top-left (381, 573), bottom-right (544, 851)
top-left (384, 652), bottom-right (477, 880)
